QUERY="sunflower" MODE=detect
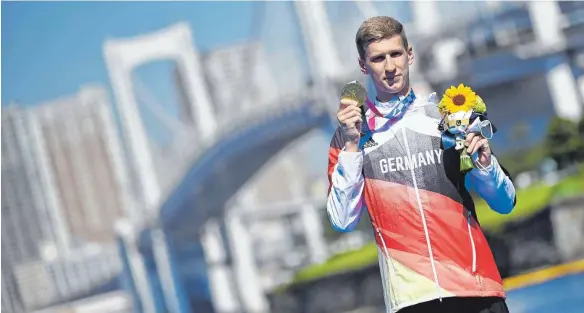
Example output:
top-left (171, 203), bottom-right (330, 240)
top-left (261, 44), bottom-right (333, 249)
top-left (440, 83), bottom-right (478, 114)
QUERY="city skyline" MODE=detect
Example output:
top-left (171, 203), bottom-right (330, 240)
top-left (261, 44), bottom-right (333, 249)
top-left (1, 86), bottom-right (138, 312)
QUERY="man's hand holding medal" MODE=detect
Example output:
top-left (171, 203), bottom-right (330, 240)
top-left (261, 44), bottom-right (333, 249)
top-left (337, 81), bottom-right (367, 152)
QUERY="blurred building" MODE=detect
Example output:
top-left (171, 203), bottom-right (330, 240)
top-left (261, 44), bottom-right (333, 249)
top-left (2, 86), bottom-right (134, 312)
top-left (2, 243), bottom-right (25, 313)
top-left (31, 85), bottom-right (134, 246)
top-left (31, 291), bottom-right (131, 313)
top-left (2, 105), bottom-right (73, 313)
top-left (424, 1), bottom-right (584, 152)
top-left (2, 106), bottom-right (71, 262)
top-left (202, 41), bottom-right (280, 122)
top-left (12, 245), bottom-right (121, 311)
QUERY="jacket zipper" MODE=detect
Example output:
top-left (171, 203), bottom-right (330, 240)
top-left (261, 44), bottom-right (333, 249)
top-left (401, 128), bottom-right (442, 300)
top-left (467, 210), bottom-right (477, 273)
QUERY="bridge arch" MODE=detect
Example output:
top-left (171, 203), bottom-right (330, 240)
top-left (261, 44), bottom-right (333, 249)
top-left (158, 99), bottom-right (332, 241)
top-left (103, 22), bottom-right (215, 212)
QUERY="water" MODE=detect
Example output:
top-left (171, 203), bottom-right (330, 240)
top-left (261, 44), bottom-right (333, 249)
top-left (506, 272), bottom-right (584, 313)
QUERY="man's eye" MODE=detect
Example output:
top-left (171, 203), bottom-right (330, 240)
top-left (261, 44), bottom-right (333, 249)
top-left (391, 52), bottom-right (402, 57)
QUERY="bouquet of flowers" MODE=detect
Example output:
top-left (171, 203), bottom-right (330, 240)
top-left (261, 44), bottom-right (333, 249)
top-left (438, 83), bottom-right (493, 172)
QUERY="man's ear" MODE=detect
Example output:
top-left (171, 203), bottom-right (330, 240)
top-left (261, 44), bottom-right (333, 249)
top-left (358, 57), bottom-right (367, 75)
top-left (408, 46), bottom-right (415, 65)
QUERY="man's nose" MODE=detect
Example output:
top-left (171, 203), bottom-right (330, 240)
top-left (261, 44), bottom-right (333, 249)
top-left (384, 59), bottom-right (396, 72)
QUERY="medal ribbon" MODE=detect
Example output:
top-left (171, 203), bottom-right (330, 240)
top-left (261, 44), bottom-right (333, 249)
top-left (359, 90), bottom-right (417, 149)
top-left (365, 90), bottom-right (417, 131)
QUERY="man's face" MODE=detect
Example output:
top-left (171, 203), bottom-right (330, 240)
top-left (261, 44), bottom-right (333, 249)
top-left (359, 35), bottom-right (414, 100)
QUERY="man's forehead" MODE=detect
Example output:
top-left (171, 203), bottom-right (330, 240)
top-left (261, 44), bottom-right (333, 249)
top-left (365, 35), bottom-right (407, 55)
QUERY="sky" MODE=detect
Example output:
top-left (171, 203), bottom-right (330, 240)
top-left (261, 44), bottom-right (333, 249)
top-left (1, 1), bottom-right (534, 182)
top-left (2, 1), bottom-right (311, 147)
top-left (1, 1), bottom-right (419, 107)
top-left (1, 1), bottom-right (342, 174)
top-left (2, 1), bottom-right (262, 105)
top-left (0, 1), bottom-right (466, 174)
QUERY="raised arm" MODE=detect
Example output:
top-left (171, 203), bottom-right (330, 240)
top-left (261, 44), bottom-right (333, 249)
top-left (326, 96), bottom-right (367, 231)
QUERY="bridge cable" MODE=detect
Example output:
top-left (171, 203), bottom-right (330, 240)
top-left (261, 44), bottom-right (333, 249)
top-left (132, 74), bottom-right (193, 137)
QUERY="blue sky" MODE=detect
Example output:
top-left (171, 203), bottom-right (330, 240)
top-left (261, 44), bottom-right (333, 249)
top-left (0, 1), bottom-right (429, 175)
top-left (7, 1), bottom-right (496, 174)
top-left (1, 1), bottom-right (347, 174)
top-left (1, 1), bottom-right (522, 177)
top-left (2, 1), bottom-right (262, 105)
top-left (1, 1), bottom-right (420, 107)
top-left (2, 1), bottom-right (313, 148)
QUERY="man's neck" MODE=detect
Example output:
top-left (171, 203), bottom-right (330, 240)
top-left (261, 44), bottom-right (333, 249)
top-left (376, 84), bottom-right (412, 103)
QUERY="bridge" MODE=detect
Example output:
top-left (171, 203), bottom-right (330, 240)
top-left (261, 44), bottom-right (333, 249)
top-left (90, 1), bottom-right (584, 313)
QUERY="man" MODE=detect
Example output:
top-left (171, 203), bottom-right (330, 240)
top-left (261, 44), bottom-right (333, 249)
top-left (326, 16), bottom-right (516, 313)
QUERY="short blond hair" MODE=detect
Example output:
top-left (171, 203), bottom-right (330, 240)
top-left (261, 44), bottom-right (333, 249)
top-left (355, 16), bottom-right (409, 59)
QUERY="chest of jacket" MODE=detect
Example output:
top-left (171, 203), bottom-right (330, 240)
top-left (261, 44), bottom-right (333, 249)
top-left (361, 121), bottom-right (469, 208)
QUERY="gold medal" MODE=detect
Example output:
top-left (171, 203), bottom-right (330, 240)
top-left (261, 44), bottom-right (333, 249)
top-left (340, 80), bottom-right (367, 108)
top-left (340, 80), bottom-right (368, 137)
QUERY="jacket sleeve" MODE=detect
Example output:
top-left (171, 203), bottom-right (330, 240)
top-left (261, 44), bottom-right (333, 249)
top-left (465, 155), bottom-right (516, 214)
top-left (326, 127), bottom-right (365, 232)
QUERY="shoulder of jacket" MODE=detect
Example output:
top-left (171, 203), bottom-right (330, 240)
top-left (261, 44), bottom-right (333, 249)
top-left (428, 92), bottom-right (439, 104)
top-left (412, 92), bottom-right (439, 108)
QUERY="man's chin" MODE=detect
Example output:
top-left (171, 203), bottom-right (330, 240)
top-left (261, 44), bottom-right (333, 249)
top-left (373, 80), bottom-right (406, 96)
top-left (382, 83), bottom-right (404, 95)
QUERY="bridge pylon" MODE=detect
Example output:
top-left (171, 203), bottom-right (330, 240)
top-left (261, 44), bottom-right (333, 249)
top-left (103, 22), bottom-right (216, 215)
